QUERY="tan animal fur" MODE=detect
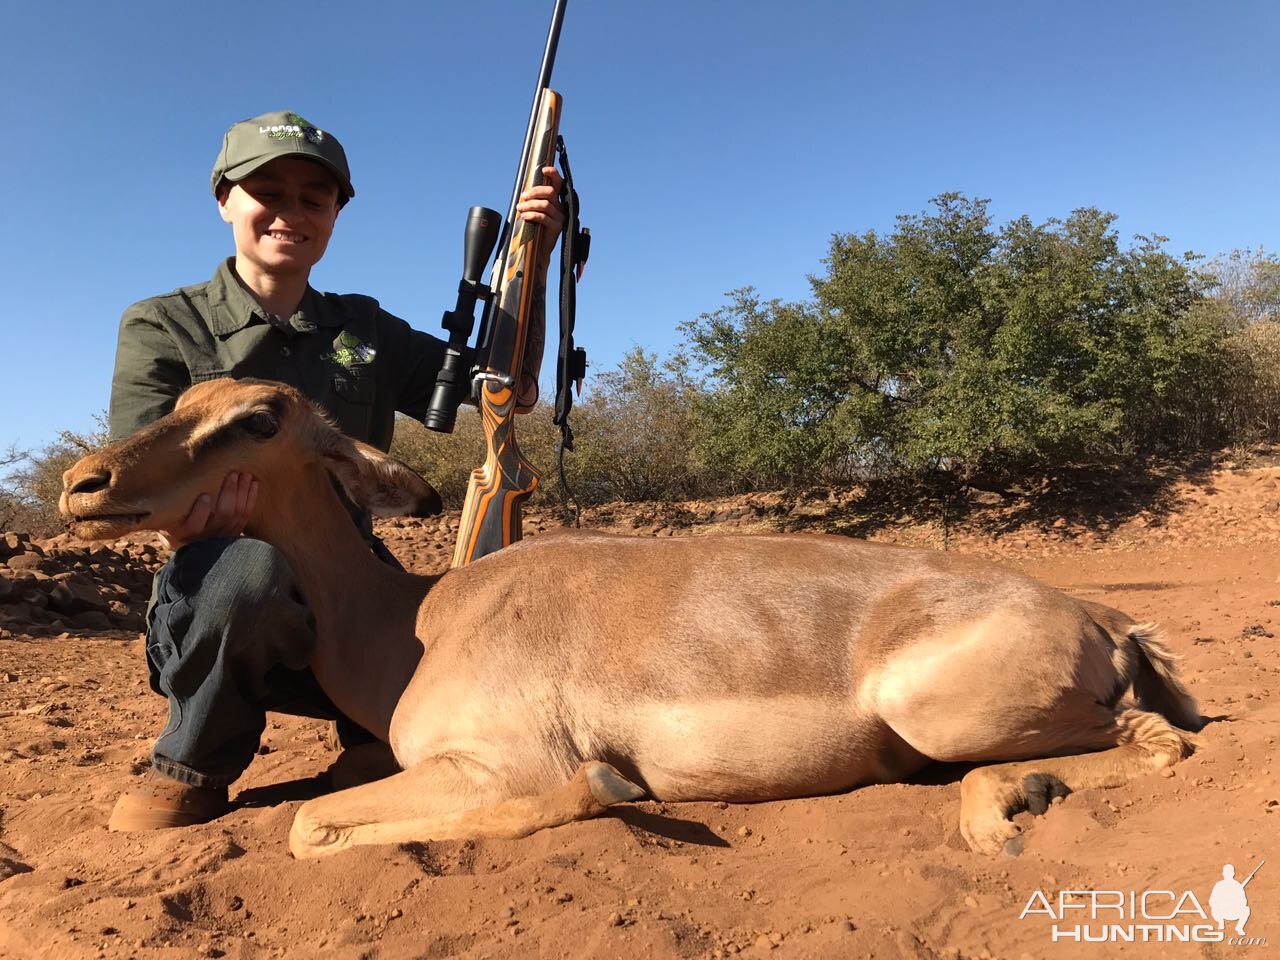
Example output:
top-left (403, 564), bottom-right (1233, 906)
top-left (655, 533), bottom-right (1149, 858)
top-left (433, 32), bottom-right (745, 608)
top-left (60, 379), bottom-right (1203, 858)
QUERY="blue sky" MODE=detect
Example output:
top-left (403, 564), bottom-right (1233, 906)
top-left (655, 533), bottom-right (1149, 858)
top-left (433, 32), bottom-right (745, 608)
top-left (1, 0), bottom-right (1276, 454)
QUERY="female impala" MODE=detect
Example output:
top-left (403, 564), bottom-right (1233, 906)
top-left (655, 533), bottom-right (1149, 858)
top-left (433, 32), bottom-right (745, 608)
top-left (61, 379), bottom-right (1202, 858)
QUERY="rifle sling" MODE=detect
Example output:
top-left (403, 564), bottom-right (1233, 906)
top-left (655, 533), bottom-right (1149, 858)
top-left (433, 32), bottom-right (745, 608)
top-left (553, 134), bottom-right (588, 525)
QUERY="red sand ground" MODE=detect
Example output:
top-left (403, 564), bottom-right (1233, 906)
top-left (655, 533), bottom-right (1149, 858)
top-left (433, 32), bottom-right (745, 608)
top-left (0, 464), bottom-right (1276, 959)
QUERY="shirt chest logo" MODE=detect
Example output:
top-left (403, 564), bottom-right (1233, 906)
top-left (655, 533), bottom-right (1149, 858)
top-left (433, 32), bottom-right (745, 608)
top-left (325, 330), bottom-right (377, 370)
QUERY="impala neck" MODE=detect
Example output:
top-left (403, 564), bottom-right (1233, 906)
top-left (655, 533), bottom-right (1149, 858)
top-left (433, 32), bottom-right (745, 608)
top-left (250, 471), bottom-right (434, 740)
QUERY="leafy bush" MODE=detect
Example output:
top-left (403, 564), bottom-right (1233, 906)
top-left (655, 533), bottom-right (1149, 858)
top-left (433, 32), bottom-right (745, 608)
top-left (682, 194), bottom-right (1230, 487)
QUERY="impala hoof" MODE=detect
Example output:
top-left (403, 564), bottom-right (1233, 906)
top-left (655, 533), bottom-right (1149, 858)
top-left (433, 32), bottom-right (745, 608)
top-left (584, 762), bottom-right (646, 806)
top-left (289, 804), bottom-right (350, 860)
top-left (1023, 772), bottom-right (1071, 816)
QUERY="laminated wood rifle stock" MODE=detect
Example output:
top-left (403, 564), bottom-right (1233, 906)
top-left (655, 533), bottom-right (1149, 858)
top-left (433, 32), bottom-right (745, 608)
top-left (452, 89), bottom-right (563, 567)
top-left (420, 0), bottom-right (584, 568)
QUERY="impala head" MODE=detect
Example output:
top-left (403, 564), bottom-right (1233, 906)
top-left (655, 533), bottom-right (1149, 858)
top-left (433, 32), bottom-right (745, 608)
top-left (60, 378), bottom-right (441, 541)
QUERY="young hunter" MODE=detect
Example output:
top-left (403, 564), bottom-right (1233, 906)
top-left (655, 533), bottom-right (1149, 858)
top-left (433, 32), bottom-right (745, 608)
top-left (106, 111), bottom-right (564, 830)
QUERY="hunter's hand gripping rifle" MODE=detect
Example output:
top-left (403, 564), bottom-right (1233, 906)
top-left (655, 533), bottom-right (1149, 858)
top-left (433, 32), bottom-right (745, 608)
top-left (423, 0), bottom-right (588, 567)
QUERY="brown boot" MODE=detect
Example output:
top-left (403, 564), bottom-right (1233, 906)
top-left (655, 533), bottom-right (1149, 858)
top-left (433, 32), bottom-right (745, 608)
top-left (108, 773), bottom-right (230, 831)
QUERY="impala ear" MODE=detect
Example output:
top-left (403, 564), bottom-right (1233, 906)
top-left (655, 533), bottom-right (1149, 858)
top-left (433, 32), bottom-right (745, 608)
top-left (321, 435), bottom-right (442, 518)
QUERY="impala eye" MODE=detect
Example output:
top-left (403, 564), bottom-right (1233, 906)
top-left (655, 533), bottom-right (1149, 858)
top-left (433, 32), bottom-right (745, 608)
top-left (241, 411), bottom-right (279, 439)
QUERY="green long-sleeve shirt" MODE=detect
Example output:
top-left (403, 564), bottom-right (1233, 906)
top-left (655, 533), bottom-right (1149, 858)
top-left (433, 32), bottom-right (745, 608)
top-left (109, 258), bottom-right (451, 449)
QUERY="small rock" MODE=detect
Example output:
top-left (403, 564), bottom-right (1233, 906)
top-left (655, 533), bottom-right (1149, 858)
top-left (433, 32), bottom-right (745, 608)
top-left (5, 553), bottom-right (45, 572)
top-left (72, 611), bottom-right (112, 631)
top-left (607, 911), bottom-right (624, 927)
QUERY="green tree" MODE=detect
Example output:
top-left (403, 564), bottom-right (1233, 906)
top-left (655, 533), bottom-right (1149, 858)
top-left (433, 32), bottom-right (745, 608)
top-left (682, 194), bottom-right (1221, 485)
top-left (682, 289), bottom-right (889, 488)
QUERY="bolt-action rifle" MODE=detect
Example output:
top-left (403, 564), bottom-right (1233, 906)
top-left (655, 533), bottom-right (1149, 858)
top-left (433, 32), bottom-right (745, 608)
top-left (422, 0), bottom-right (588, 567)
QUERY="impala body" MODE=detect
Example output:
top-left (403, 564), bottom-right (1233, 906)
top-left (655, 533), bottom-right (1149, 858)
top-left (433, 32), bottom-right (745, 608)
top-left (61, 379), bottom-right (1202, 858)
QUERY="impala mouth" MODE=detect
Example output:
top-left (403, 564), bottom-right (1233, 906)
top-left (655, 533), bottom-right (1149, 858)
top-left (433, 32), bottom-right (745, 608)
top-left (66, 513), bottom-right (150, 539)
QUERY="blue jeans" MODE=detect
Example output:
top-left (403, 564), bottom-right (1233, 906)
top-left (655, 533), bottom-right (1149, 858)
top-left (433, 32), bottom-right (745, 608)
top-left (145, 536), bottom-right (388, 788)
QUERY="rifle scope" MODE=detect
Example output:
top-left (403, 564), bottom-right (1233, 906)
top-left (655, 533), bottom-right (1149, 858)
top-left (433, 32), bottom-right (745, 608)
top-left (423, 206), bottom-right (502, 433)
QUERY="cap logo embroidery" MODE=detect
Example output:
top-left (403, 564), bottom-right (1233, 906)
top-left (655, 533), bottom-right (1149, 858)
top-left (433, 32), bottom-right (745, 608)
top-left (259, 113), bottom-right (326, 146)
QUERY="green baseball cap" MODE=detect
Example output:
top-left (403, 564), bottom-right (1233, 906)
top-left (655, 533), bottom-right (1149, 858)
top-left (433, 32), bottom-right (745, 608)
top-left (211, 110), bottom-right (354, 202)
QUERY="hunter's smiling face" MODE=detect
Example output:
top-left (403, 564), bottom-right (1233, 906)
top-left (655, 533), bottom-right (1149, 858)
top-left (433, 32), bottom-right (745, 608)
top-left (218, 156), bottom-right (341, 284)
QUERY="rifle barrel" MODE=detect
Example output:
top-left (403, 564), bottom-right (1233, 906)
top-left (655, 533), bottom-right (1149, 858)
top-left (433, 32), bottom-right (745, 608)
top-left (504, 0), bottom-right (568, 227)
top-left (479, 0), bottom-right (567, 362)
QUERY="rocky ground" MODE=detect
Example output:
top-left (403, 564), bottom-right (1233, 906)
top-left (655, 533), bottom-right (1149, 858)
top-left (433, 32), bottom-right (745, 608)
top-left (0, 461), bottom-right (1277, 959)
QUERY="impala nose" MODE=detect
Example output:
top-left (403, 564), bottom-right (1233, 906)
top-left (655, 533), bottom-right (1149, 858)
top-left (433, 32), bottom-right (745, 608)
top-left (68, 471), bottom-right (112, 495)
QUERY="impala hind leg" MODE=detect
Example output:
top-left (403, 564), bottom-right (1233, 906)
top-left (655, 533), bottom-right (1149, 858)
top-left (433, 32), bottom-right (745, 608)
top-left (959, 708), bottom-right (1194, 855)
top-left (289, 759), bottom-right (644, 859)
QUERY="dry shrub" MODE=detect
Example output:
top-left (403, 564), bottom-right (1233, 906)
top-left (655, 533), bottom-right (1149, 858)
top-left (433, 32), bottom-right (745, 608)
top-left (1, 420), bottom-right (107, 537)
top-left (389, 405), bottom-right (565, 509)
top-left (389, 410), bottom-right (486, 509)
top-left (1219, 320), bottom-right (1280, 443)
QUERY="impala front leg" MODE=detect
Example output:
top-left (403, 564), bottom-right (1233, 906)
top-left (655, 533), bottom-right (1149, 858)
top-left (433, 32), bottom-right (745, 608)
top-left (290, 759), bottom-right (645, 859)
